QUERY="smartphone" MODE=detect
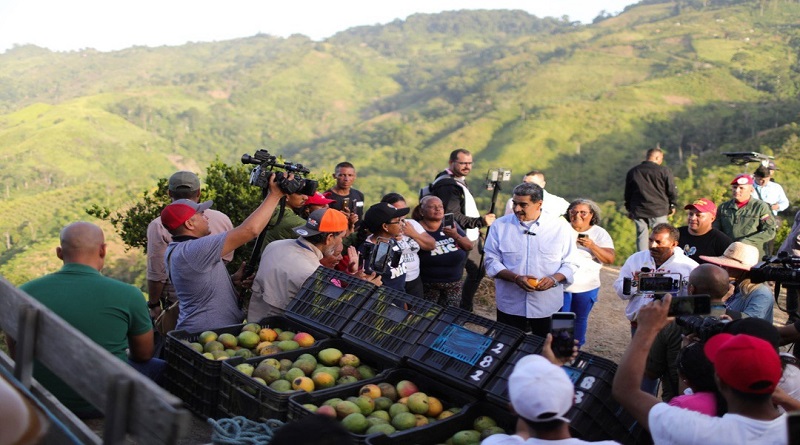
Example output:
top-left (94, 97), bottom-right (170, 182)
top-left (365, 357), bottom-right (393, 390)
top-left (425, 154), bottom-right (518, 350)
top-left (577, 233), bottom-right (588, 239)
top-left (550, 312), bottom-right (576, 358)
top-left (342, 197), bottom-right (351, 211)
top-left (443, 213), bottom-right (454, 228)
top-left (668, 295), bottom-right (711, 317)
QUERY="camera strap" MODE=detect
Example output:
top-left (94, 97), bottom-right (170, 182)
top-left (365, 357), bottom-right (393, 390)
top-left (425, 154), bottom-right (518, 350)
top-left (266, 197), bottom-right (288, 231)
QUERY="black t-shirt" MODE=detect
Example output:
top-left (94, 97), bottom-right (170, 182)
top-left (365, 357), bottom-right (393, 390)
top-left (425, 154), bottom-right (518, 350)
top-left (678, 226), bottom-right (733, 263)
top-left (324, 188), bottom-right (365, 222)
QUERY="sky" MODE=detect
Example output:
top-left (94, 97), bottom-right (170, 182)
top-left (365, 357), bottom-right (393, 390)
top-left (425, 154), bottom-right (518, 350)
top-left (0, 1), bottom-right (638, 53)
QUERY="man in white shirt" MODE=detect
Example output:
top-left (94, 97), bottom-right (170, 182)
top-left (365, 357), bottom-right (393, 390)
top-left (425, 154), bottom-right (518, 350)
top-left (485, 182), bottom-right (577, 337)
top-left (503, 170), bottom-right (570, 218)
top-left (613, 223), bottom-right (698, 331)
top-left (753, 166), bottom-right (789, 216)
top-left (613, 295), bottom-right (788, 445)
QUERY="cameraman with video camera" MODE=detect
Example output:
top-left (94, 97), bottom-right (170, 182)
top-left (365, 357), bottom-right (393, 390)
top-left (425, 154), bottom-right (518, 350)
top-left (613, 295), bottom-right (789, 445)
top-left (645, 264), bottom-right (738, 402)
top-left (161, 173), bottom-right (287, 333)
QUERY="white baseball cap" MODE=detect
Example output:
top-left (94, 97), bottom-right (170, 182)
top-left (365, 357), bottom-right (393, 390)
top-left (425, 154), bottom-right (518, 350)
top-left (509, 354), bottom-right (573, 423)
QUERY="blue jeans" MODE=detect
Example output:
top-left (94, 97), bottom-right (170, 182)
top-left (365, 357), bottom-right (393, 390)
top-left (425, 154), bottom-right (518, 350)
top-left (562, 288), bottom-right (599, 346)
top-left (128, 358), bottom-right (167, 386)
top-left (633, 215), bottom-right (668, 252)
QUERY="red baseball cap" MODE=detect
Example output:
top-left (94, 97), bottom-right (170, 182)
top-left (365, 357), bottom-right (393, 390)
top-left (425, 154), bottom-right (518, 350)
top-left (161, 199), bottom-right (213, 230)
top-left (704, 333), bottom-right (781, 394)
top-left (730, 174), bottom-right (754, 186)
top-left (683, 198), bottom-right (716, 214)
top-left (293, 208), bottom-right (348, 236)
top-left (305, 192), bottom-right (335, 206)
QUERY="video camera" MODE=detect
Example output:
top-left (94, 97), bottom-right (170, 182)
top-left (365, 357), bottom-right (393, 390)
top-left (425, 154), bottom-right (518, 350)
top-left (622, 268), bottom-right (686, 297)
top-left (241, 149), bottom-right (318, 196)
top-left (675, 315), bottom-right (729, 342)
top-left (751, 252), bottom-right (800, 286)
top-left (360, 238), bottom-right (402, 275)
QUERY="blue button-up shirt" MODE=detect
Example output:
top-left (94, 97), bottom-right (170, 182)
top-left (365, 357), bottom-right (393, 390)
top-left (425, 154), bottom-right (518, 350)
top-left (484, 214), bottom-right (578, 318)
top-left (754, 180), bottom-right (789, 215)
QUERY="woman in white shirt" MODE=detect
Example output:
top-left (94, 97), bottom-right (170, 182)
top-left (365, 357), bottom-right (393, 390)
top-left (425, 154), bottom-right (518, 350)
top-left (563, 199), bottom-right (616, 346)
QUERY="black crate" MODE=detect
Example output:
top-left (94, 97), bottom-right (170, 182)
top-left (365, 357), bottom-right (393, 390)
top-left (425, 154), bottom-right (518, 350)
top-left (365, 400), bottom-right (516, 445)
top-left (218, 338), bottom-right (398, 422)
top-left (164, 316), bottom-right (327, 418)
top-left (286, 266), bottom-right (376, 337)
top-left (406, 307), bottom-right (523, 394)
top-left (484, 334), bottom-right (545, 406)
top-left (342, 286), bottom-right (443, 363)
top-left (288, 368), bottom-right (477, 445)
top-left (563, 352), bottom-right (651, 445)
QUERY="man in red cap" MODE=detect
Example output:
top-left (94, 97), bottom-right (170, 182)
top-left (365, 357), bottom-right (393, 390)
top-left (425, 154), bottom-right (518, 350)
top-left (614, 295), bottom-right (789, 444)
top-left (146, 171), bottom-right (234, 320)
top-left (160, 174), bottom-right (286, 332)
top-left (249, 208), bottom-right (350, 320)
top-left (677, 198), bottom-right (732, 263)
top-left (714, 174), bottom-right (776, 259)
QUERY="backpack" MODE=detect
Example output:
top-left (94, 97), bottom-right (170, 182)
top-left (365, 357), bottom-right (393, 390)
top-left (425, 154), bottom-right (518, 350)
top-left (419, 174), bottom-right (454, 200)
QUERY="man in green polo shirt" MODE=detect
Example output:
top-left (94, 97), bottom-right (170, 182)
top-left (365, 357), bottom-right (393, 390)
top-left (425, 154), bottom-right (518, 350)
top-left (12, 221), bottom-right (159, 417)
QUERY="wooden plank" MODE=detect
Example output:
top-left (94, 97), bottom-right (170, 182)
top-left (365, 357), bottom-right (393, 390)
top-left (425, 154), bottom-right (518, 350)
top-left (0, 277), bottom-right (191, 444)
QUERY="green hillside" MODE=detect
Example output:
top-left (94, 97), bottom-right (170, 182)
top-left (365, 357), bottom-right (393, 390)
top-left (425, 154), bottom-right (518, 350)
top-left (2, 0), bottom-right (800, 286)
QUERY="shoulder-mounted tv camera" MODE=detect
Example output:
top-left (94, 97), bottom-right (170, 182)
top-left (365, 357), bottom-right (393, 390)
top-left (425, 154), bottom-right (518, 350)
top-left (241, 149), bottom-right (317, 196)
top-left (622, 268), bottom-right (686, 298)
top-left (751, 252), bottom-right (800, 286)
top-left (360, 238), bottom-right (402, 275)
top-left (751, 253), bottom-right (800, 314)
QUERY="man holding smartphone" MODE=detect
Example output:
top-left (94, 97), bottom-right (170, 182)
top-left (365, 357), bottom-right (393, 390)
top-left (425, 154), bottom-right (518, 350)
top-left (324, 161), bottom-right (365, 228)
top-left (614, 295), bottom-right (788, 445)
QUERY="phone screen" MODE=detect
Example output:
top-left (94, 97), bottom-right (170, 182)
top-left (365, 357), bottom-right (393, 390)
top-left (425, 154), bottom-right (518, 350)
top-left (443, 213), bottom-right (454, 228)
top-left (550, 312), bottom-right (576, 358)
top-left (342, 197), bottom-right (351, 210)
top-left (577, 233), bottom-right (588, 239)
top-left (371, 242), bottom-right (391, 274)
top-left (668, 295), bottom-right (711, 317)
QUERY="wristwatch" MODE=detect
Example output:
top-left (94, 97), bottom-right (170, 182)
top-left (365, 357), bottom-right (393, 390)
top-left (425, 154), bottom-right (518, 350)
top-left (147, 301), bottom-right (161, 309)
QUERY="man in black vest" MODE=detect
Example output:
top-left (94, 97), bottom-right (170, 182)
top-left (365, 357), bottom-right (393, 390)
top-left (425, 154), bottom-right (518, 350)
top-left (431, 148), bottom-right (495, 311)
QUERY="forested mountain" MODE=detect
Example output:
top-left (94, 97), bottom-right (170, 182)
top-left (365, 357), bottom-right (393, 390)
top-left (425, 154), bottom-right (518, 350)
top-left (2, 0), bottom-right (800, 287)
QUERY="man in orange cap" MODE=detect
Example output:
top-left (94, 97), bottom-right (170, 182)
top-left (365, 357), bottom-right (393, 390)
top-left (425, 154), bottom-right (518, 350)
top-left (249, 208), bottom-right (349, 319)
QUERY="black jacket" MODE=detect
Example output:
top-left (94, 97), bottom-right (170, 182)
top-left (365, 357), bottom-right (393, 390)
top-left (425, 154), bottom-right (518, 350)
top-left (431, 171), bottom-right (485, 230)
top-left (624, 161), bottom-right (678, 218)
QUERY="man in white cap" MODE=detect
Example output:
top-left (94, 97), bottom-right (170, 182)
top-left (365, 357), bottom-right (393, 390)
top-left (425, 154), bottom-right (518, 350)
top-left (700, 241), bottom-right (774, 322)
top-left (714, 173), bottom-right (775, 259)
top-left (146, 171), bottom-right (234, 319)
top-left (483, 337), bottom-right (618, 444)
